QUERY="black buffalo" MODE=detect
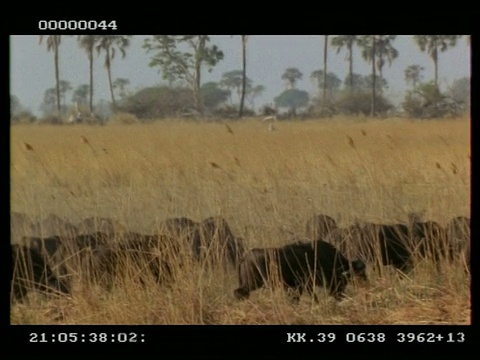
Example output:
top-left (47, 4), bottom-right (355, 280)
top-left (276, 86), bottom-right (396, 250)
top-left (158, 217), bottom-right (199, 240)
top-left (30, 214), bottom-right (78, 238)
top-left (74, 231), bottom-right (112, 248)
top-left (76, 216), bottom-right (123, 236)
top-left (447, 216), bottom-right (470, 242)
top-left (25, 232), bottom-right (112, 285)
top-left (305, 214), bottom-right (337, 241)
top-left (326, 223), bottom-right (413, 273)
top-left (23, 235), bottom-right (70, 284)
top-left (27, 235), bottom-right (64, 258)
top-left (83, 233), bottom-right (180, 290)
top-left (192, 216), bottom-right (246, 267)
top-left (11, 212), bottom-right (35, 244)
top-left (234, 240), bottom-right (366, 303)
top-left (158, 217), bottom-right (200, 258)
top-left (409, 220), bottom-right (449, 264)
top-left (11, 244), bottom-right (70, 302)
top-left (446, 216), bottom-right (470, 271)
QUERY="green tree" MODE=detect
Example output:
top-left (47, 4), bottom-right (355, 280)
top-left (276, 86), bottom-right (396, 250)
top-left (58, 80), bottom-right (72, 109)
top-left (331, 35), bottom-right (361, 91)
top-left (40, 88), bottom-right (58, 116)
top-left (10, 95), bottom-right (22, 117)
top-left (201, 82), bottom-right (231, 110)
top-left (413, 35), bottom-right (462, 88)
top-left (274, 89), bottom-right (309, 116)
top-left (119, 86), bottom-right (194, 119)
top-left (365, 75), bottom-right (388, 92)
top-left (246, 84), bottom-right (265, 110)
top-left (113, 78), bottom-right (130, 101)
top-left (310, 70), bottom-right (341, 97)
top-left (402, 81), bottom-right (449, 118)
top-left (343, 73), bottom-right (387, 93)
top-left (404, 64), bottom-right (424, 90)
top-left (78, 35), bottom-right (99, 113)
top-left (39, 36), bottom-right (62, 116)
top-left (281, 67), bottom-right (303, 89)
top-left (220, 70), bottom-right (252, 105)
top-left (143, 35), bottom-right (224, 115)
top-left (72, 84), bottom-right (90, 106)
top-left (336, 91), bottom-right (393, 116)
top-left (96, 35), bottom-right (132, 111)
top-left (448, 76), bottom-right (470, 109)
top-left (344, 73), bottom-right (367, 91)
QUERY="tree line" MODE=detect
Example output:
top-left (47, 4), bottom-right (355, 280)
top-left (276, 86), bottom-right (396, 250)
top-left (10, 35), bottom-right (470, 123)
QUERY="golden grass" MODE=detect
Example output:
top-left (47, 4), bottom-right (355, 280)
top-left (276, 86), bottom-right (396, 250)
top-left (10, 116), bottom-right (471, 324)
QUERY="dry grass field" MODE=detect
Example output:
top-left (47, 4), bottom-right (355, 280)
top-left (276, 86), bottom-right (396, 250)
top-left (10, 116), bottom-right (471, 324)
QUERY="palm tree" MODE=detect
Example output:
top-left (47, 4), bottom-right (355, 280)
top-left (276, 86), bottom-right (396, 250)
top-left (359, 35), bottom-right (377, 116)
top-left (281, 68), bottom-right (303, 90)
top-left (78, 35), bottom-right (98, 114)
top-left (413, 35), bottom-right (462, 88)
top-left (39, 36), bottom-right (62, 116)
top-left (374, 35), bottom-right (398, 95)
top-left (96, 35), bottom-right (132, 111)
top-left (404, 64), bottom-right (424, 90)
top-left (331, 35), bottom-right (361, 91)
top-left (239, 35), bottom-right (248, 118)
top-left (323, 35), bottom-right (328, 106)
top-left (371, 35), bottom-right (376, 116)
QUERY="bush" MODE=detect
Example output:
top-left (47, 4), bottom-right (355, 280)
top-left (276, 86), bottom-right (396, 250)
top-left (335, 91), bottom-right (394, 116)
top-left (402, 81), bottom-right (464, 119)
top-left (210, 105), bottom-right (256, 119)
top-left (118, 86), bottom-right (194, 119)
top-left (11, 111), bottom-right (36, 124)
top-left (447, 77), bottom-right (470, 114)
top-left (39, 115), bottom-right (63, 124)
top-left (108, 112), bottom-right (140, 125)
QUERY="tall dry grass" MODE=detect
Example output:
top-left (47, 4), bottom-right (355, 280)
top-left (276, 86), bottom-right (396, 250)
top-left (10, 116), bottom-right (470, 324)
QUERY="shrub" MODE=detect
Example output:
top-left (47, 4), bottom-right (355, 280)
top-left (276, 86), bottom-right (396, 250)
top-left (402, 81), bottom-right (463, 119)
top-left (108, 112), bottom-right (140, 125)
top-left (11, 111), bottom-right (36, 124)
top-left (336, 91), bottom-right (394, 116)
top-left (118, 86), bottom-right (194, 119)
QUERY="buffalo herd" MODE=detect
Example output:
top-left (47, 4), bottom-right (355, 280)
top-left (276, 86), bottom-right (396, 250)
top-left (10, 212), bottom-right (470, 305)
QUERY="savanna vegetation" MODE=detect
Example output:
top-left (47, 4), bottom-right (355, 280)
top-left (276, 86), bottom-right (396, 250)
top-left (10, 35), bottom-right (470, 124)
top-left (10, 116), bottom-right (470, 324)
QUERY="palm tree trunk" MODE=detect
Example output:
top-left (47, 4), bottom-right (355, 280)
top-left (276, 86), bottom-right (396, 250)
top-left (193, 37), bottom-right (205, 116)
top-left (193, 61), bottom-right (203, 115)
top-left (54, 46), bottom-right (61, 117)
top-left (378, 62), bottom-right (383, 95)
top-left (371, 35), bottom-right (376, 117)
top-left (239, 35), bottom-right (247, 118)
top-left (433, 47), bottom-right (438, 89)
top-left (349, 43), bottom-right (353, 91)
top-left (323, 35), bottom-right (328, 107)
top-left (89, 49), bottom-right (94, 114)
top-left (106, 49), bottom-right (116, 111)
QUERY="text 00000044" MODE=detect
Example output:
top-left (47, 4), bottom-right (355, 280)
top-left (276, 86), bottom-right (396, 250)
top-left (38, 20), bottom-right (117, 30)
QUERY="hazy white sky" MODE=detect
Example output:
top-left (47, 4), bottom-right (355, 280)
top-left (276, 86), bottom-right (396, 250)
top-left (10, 35), bottom-right (471, 115)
